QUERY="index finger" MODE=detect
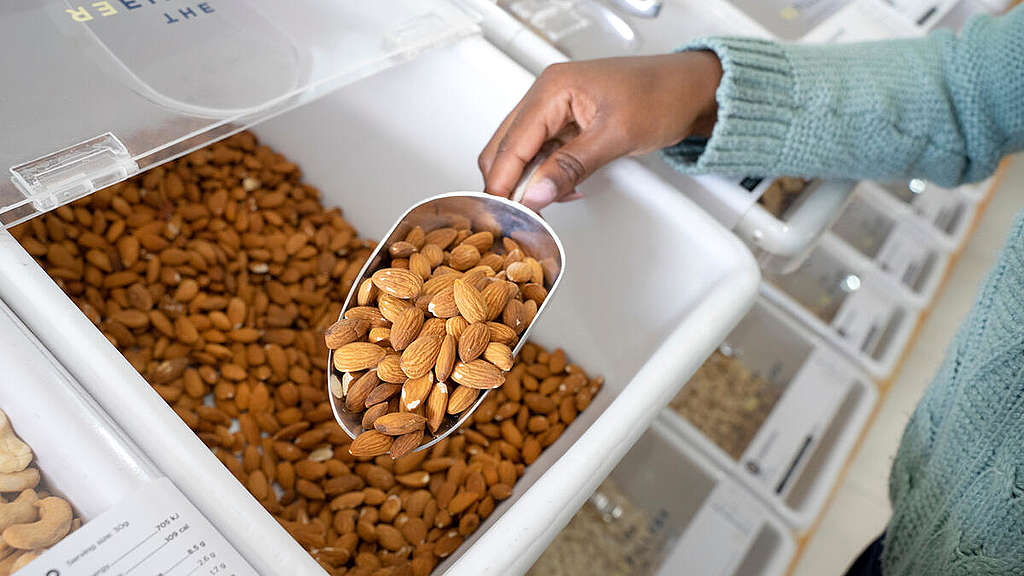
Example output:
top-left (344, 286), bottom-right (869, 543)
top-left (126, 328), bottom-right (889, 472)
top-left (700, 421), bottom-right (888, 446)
top-left (484, 90), bottom-right (573, 199)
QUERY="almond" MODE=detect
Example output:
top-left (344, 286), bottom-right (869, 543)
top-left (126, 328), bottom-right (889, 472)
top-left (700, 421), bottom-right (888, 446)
top-left (390, 306), bottom-right (424, 351)
top-left (505, 261), bottom-right (532, 283)
top-left (357, 278), bottom-right (378, 306)
top-left (449, 245), bottom-right (480, 271)
top-left (420, 318), bottom-right (447, 340)
top-left (445, 316), bottom-right (468, 339)
top-left (427, 288), bottom-right (459, 318)
top-left (479, 253), bottom-right (505, 272)
top-left (409, 253), bottom-right (432, 281)
top-left (334, 342), bottom-right (387, 372)
top-left (502, 299), bottom-right (527, 335)
top-left (481, 281), bottom-right (513, 322)
top-left (426, 381), bottom-right (449, 432)
top-left (350, 430), bottom-right (393, 458)
top-left (368, 326), bottom-right (391, 345)
top-left (486, 322), bottom-right (518, 347)
top-left (345, 370), bottom-right (380, 412)
top-left (400, 334), bottom-right (443, 379)
top-left (458, 323), bottom-right (490, 363)
top-left (483, 342), bottom-right (514, 371)
top-left (402, 374), bottom-right (433, 411)
top-left (424, 227), bottom-right (458, 249)
top-left (447, 385), bottom-right (480, 414)
top-left (435, 333), bottom-right (457, 383)
top-left (460, 231), bottom-right (493, 253)
top-left (521, 283), bottom-right (547, 305)
top-left (405, 225), bottom-right (426, 248)
top-left (526, 257), bottom-right (544, 284)
top-left (422, 272), bottom-right (460, 297)
top-left (388, 241), bottom-right (417, 259)
top-left (344, 306), bottom-right (387, 327)
top-left (364, 383), bottom-right (402, 407)
top-left (362, 402), bottom-right (390, 430)
top-left (371, 268), bottom-right (423, 299)
top-left (421, 244), bottom-right (444, 268)
top-left (325, 318), bottom-right (369, 349)
top-left (377, 293), bottom-right (410, 323)
top-left (390, 429), bottom-right (424, 460)
top-left (376, 354), bottom-right (407, 384)
top-left (523, 299), bottom-right (538, 325)
top-left (374, 412), bottom-right (427, 436)
top-left (452, 279), bottom-right (487, 324)
top-left (452, 360), bottom-right (504, 390)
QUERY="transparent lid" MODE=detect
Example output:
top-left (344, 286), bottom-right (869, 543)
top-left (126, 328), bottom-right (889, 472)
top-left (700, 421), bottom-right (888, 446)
top-left (1, 0), bottom-right (477, 226)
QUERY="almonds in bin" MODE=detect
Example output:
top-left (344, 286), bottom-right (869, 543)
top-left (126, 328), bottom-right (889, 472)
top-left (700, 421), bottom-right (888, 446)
top-left (326, 225), bottom-right (549, 458)
top-left (12, 131), bottom-right (602, 575)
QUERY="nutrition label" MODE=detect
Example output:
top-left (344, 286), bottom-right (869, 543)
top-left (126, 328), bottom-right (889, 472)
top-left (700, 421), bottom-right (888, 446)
top-left (17, 478), bottom-right (256, 576)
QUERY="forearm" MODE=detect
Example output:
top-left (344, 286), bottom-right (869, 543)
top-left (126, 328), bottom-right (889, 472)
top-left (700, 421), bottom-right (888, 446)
top-left (664, 8), bottom-right (1024, 186)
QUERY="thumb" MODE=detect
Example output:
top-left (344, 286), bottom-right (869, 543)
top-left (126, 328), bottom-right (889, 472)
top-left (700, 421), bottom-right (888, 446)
top-left (519, 130), bottom-right (620, 211)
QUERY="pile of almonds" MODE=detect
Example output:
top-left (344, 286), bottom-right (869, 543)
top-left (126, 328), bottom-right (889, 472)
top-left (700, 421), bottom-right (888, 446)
top-left (326, 220), bottom-right (550, 458)
top-left (0, 409), bottom-right (81, 575)
top-left (12, 132), bottom-right (601, 576)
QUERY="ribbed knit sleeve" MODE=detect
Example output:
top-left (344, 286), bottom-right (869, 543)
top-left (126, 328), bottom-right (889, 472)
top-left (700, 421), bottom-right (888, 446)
top-left (663, 7), bottom-right (1024, 187)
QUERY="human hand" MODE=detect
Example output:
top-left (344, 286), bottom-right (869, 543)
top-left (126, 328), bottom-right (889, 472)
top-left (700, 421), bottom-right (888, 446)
top-left (478, 51), bottom-right (722, 210)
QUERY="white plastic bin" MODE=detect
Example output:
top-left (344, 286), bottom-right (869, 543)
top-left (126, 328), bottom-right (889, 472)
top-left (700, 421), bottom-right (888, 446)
top-left (801, 0), bottom-right (922, 43)
top-left (474, 0), bottom-right (857, 273)
top-left (830, 183), bottom-right (952, 308)
top-left (662, 298), bottom-right (877, 531)
top-left (0, 31), bottom-right (761, 576)
top-left (761, 235), bottom-right (921, 381)
top-left (871, 179), bottom-right (978, 251)
top-left (0, 299), bottom-right (261, 576)
top-left (528, 419), bottom-right (795, 576)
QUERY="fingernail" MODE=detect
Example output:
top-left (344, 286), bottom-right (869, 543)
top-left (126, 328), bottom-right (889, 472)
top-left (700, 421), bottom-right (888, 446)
top-left (523, 178), bottom-right (558, 209)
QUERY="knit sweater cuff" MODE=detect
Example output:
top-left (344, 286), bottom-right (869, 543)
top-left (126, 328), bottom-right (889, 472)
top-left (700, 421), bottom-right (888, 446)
top-left (662, 37), bottom-right (796, 175)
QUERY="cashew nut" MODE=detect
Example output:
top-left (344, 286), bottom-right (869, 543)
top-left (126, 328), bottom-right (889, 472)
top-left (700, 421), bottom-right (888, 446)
top-left (0, 411), bottom-right (32, 474)
top-left (2, 497), bottom-right (71, 550)
top-left (0, 490), bottom-right (38, 531)
top-left (0, 470), bottom-right (38, 494)
top-left (0, 548), bottom-right (26, 576)
top-left (10, 549), bottom-right (41, 571)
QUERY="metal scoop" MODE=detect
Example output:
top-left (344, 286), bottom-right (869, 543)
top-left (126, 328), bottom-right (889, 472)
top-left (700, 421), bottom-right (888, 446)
top-left (328, 153), bottom-right (565, 452)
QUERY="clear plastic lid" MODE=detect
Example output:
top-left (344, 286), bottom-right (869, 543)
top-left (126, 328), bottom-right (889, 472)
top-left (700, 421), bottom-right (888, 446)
top-left (0, 0), bottom-right (477, 227)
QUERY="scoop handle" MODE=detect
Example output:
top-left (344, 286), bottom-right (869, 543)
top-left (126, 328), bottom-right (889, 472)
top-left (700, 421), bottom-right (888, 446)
top-left (510, 141), bottom-right (559, 204)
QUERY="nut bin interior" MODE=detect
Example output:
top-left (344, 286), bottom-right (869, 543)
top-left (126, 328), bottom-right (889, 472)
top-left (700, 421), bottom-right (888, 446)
top-left (0, 36), bottom-right (760, 575)
top-left (0, 297), bottom-right (160, 570)
top-left (663, 298), bottom-right (877, 530)
top-left (529, 419), bottom-right (795, 576)
top-left (830, 183), bottom-right (952, 307)
top-left (871, 179), bottom-right (977, 250)
top-left (761, 235), bottom-right (920, 381)
top-left (0, 299), bottom-right (158, 519)
top-left (0, 1), bottom-right (477, 227)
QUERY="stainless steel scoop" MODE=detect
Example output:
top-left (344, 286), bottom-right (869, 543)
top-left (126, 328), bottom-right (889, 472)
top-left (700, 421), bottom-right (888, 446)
top-left (327, 156), bottom-right (565, 453)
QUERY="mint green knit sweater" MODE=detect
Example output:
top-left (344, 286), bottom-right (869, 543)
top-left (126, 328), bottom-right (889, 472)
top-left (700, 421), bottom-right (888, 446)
top-left (664, 8), bottom-right (1024, 575)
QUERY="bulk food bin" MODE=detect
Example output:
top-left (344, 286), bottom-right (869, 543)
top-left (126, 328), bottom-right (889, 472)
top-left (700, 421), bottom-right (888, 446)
top-left (469, 0), bottom-right (857, 273)
top-left (829, 183), bottom-right (952, 308)
top-left (800, 0), bottom-right (923, 43)
top-left (528, 419), bottom-right (795, 576)
top-left (0, 298), bottom-right (257, 575)
top-left (0, 3), bottom-right (761, 574)
top-left (760, 234), bottom-right (921, 381)
top-left (869, 179), bottom-right (978, 251)
top-left (660, 298), bottom-right (878, 531)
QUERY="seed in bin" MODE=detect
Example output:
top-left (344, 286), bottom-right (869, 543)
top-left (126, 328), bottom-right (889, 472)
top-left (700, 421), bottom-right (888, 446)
top-left (326, 222), bottom-right (550, 459)
top-left (12, 132), bottom-right (602, 575)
